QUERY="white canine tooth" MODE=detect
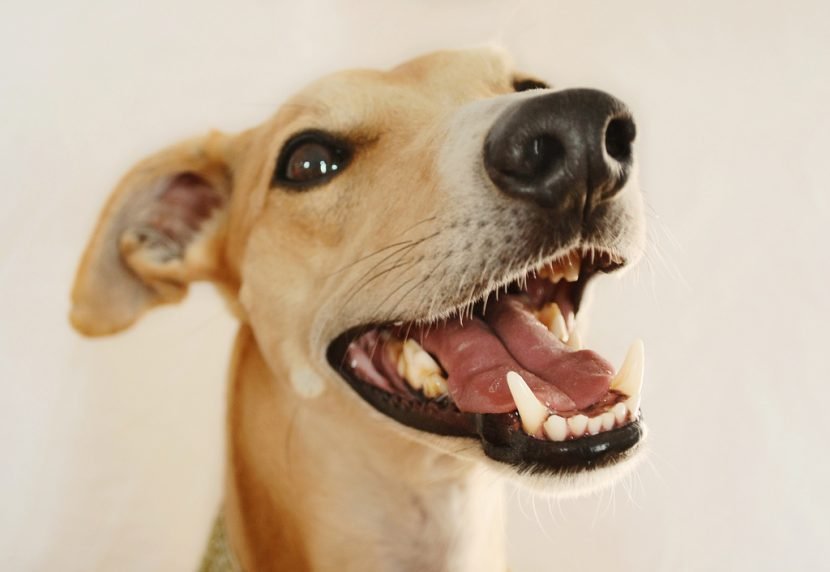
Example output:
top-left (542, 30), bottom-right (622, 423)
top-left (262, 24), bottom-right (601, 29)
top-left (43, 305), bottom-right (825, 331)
top-left (506, 371), bottom-right (549, 435)
top-left (543, 415), bottom-right (568, 441)
top-left (567, 414), bottom-right (589, 437)
top-left (566, 330), bottom-right (582, 350)
top-left (625, 394), bottom-right (641, 418)
top-left (601, 411), bottom-right (615, 431)
top-left (610, 339), bottom-right (645, 400)
top-left (612, 402), bottom-right (628, 424)
top-left (551, 314), bottom-right (569, 342)
top-left (547, 303), bottom-right (569, 342)
top-left (587, 415), bottom-right (603, 435)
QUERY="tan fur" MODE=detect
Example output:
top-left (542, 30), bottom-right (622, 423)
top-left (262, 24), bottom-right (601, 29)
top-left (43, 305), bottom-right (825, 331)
top-left (71, 47), bottom-right (644, 571)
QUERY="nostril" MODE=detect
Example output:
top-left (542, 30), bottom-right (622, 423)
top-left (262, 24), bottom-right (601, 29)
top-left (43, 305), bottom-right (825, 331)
top-left (488, 134), bottom-right (567, 183)
top-left (517, 135), bottom-right (566, 180)
top-left (604, 117), bottom-right (636, 163)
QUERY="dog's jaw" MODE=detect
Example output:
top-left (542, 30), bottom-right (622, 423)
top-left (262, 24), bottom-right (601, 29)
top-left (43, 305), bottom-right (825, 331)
top-left (224, 326), bottom-right (509, 572)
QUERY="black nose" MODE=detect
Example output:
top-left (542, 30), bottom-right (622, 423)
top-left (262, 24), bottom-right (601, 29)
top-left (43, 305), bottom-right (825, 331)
top-left (484, 89), bottom-right (635, 213)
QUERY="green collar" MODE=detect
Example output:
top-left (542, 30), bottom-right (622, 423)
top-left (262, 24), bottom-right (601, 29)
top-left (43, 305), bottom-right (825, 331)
top-left (199, 514), bottom-right (241, 572)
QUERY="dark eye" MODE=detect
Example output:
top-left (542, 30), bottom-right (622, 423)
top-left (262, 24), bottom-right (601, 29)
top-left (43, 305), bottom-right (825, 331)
top-left (273, 132), bottom-right (350, 188)
top-left (513, 78), bottom-right (550, 92)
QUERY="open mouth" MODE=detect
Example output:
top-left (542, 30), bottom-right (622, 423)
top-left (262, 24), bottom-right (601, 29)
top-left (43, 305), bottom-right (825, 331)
top-left (326, 248), bottom-right (644, 473)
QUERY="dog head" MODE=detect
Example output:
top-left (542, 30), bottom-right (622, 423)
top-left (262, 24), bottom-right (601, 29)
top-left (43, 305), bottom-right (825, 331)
top-left (71, 47), bottom-right (646, 489)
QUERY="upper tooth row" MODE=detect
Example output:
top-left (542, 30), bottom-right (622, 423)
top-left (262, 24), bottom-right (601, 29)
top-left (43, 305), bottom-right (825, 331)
top-left (543, 252), bottom-right (581, 284)
top-left (506, 339), bottom-right (644, 440)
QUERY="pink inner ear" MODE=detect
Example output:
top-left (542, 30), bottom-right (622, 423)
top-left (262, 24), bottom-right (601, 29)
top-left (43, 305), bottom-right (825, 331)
top-left (147, 172), bottom-right (225, 247)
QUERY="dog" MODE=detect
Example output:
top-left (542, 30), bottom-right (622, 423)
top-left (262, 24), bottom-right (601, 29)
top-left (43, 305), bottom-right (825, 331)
top-left (70, 47), bottom-right (647, 572)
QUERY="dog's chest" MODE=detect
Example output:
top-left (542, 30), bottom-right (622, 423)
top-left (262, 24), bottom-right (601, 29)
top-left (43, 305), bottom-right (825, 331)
top-left (360, 481), bottom-right (505, 572)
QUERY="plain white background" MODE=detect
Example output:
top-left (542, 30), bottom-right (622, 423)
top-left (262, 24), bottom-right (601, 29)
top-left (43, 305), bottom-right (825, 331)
top-left (1, 1), bottom-right (828, 570)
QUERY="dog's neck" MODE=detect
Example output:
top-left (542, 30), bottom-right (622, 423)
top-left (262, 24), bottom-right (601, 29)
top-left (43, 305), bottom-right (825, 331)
top-left (222, 326), bottom-right (506, 572)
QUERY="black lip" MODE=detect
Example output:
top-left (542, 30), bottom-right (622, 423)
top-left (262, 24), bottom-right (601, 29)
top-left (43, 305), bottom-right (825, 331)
top-left (476, 411), bottom-right (642, 472)
top-left (326, 334), bottom-right (643, 472)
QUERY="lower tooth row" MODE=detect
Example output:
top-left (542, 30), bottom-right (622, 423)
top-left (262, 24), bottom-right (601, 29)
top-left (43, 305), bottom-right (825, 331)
top-left (506, 370), bottom-right (640, 441)
top-left (542, 402), bottom-right (634, 441)
top-left (507, 340), bottom-right (645, 441)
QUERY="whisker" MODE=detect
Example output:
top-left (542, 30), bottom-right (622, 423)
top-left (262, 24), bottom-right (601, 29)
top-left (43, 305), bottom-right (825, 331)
top-left (339, 232), bottom-right (441, 309)
top-left (325, 214), bottom-right (439, 278)
top-left (342, 239), bottom-right (426, 290)
top-left (398, 214), bottom-right (439, 237)
top-left (367, 271), bottom-right (420, 320)
top-left (325, 239), bottom-right (415, 277)
top-left (341, 257), bottom-right (420, 310)
top-left (390, 258), bottom-right (446, 324)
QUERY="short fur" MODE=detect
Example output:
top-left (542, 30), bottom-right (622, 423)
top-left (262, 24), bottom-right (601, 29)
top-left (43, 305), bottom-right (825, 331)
top-left (71, 48), bottom-right (645, 571)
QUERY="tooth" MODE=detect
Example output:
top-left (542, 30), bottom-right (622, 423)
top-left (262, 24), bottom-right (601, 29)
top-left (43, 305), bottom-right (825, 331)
top-left (567, 414), bottom-right (589, 437)
top-left (543, 415), bottom-right (568, 441)
top-left (601, 411), bottom-right (615, 431)
top-left (612, 402), bottom-right (628, 424)
top-left (540, 302), bottom-right (569, 342)
top-left (401, 339), bottom-right (443, 391)
top-left (587, 415), bottom-right (603, 435)
top-left (610, 339), bottom-right (645, 400)
top-left (626, 395), bottom-right (641, 418)
top-left (550, 310), bottom-right (568, 342)
top-left (422, 374), bottom-right (449, 398)
top-left (563, 261), bottom-right (580, 282)
top-left (536, 305), bottom-right (553, 329)
top-left (387, 340), bottom-right (403, 369)
top-left (539, 265), bottom-right (555, 280)
top-left (396, 349), bottom-right (407, 379)
top-left (566, 330), bottom-right (582, 350)
top-left (506, 371), bottom-right (550, 435)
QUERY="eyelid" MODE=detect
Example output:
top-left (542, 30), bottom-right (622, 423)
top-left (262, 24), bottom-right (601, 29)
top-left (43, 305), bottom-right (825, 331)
top-left (512, 77), bottom-right (550, 92)
top-left (272, 130), bottom-right (352, 189)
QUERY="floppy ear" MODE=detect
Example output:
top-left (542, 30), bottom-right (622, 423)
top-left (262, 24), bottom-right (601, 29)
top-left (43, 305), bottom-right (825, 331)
top-left (70, 131), bottom-right (233, 336)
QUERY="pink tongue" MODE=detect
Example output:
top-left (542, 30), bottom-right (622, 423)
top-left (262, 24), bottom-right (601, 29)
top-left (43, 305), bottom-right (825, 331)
top-left (486, 297), bottom-right (614, 409)
top-left (413, 296), bottom-right (613, 414)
